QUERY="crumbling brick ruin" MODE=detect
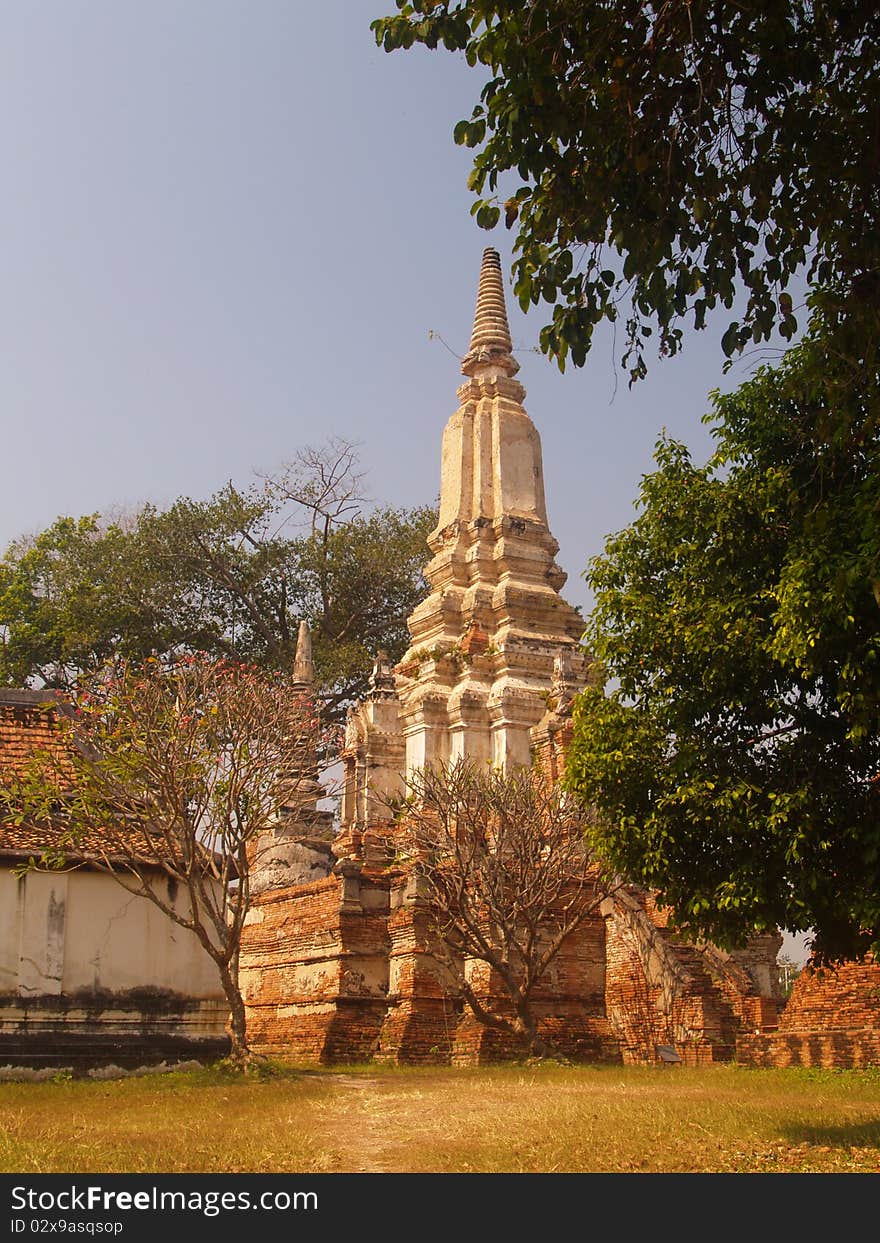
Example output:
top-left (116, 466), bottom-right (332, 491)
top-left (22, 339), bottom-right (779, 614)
top-left (239, 250), bottom-right (786, 1066)
top-left (737, 958), bottom-right (880, 1069)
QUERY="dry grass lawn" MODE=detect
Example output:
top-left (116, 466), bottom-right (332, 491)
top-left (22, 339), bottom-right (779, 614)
top-left (1, 1062), bottom-right (879, 1174)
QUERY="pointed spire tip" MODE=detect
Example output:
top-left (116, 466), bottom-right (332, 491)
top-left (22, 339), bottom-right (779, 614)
top-left (462, 247), bottom-right (518, 378)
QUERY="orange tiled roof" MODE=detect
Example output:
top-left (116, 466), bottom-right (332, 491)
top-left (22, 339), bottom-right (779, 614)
top-left (0, 690), bottom-right (72, 775)
top-left (0, 688), bottom-right (218, 871)
top-left (0, 813), bottom-right (175, 866)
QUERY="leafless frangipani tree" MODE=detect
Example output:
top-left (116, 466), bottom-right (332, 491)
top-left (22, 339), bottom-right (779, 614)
top-left (389, 760), bottom-right (619, 1057)
top-left (9, 655), bottom-right (338, 1068)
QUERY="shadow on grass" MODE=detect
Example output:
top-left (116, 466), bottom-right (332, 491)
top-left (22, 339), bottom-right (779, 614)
top-left (779, 1119), bottom-right (880, 1149)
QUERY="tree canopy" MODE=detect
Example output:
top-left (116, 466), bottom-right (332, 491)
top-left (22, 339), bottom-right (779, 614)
top-left (565, 319), bottom-right (880, 962)
top-left (0, 440), bottom-right (436, 721)
top-left (373, 2), bottom-right (879, 382)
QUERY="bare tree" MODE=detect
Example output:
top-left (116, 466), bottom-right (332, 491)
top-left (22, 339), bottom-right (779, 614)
top-left (390, 760), bottom-right (618, 1058)
top-left (263, 436), bottom-right (369, 541)
top-left (6, 655), bottom-right (337, 1069)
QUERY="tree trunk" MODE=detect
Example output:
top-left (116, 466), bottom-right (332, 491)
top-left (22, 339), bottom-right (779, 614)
top-left (514, 996), bottom-right (547, 1059)
top-left (218, 951), bottom-right (252, 1070)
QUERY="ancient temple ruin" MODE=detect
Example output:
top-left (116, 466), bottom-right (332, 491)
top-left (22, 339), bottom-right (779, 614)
top-left (239, 249), bottom-right (783, 1065)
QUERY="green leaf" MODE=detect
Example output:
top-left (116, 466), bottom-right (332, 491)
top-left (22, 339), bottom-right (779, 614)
top-left (721, 323), bottom-right (740, 358)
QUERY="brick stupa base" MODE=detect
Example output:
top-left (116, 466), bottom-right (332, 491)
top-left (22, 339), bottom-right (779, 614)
top-left (737, 957), bottom-right (880, 1069)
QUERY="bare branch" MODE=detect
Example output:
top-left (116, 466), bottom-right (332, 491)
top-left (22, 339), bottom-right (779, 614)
top-left (387, 760), bottom-right (618, 1057)
top-left (261, 437), bottom-right (369, 539)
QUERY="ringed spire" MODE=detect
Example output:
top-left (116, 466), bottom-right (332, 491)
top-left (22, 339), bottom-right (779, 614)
top-left (461, 248), bottom-right (519, 378)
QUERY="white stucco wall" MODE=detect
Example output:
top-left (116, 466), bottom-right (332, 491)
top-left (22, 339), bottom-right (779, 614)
top-left (0, 865), bottom-right (224, 999)
top-left (0, 871), bottom-right (25, 993)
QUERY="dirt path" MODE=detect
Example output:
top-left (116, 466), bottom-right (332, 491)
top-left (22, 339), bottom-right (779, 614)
top-left (311, 1074), bottom-right (402, 1173)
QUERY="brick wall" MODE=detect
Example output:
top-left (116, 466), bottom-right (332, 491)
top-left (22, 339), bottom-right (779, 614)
top-left (241, 870), bottom-right (392, 1063)
top-left (604, 888), bottom-right (779, 1065)
top-left (737, 958), bottom-right (880, 1069)
top-left (0, 696), bottom-right (71, 781)
top-left (376, 882), bottom-right (464, 1063)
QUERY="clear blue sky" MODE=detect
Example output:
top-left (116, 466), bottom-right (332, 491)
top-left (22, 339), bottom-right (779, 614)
top-left (0, 0), bottom-right (769, 612)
